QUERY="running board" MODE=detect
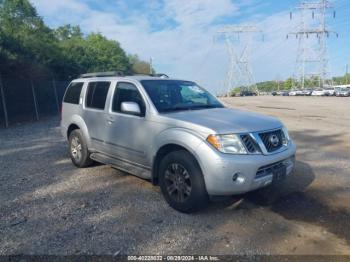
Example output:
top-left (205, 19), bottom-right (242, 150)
top-left (90, 153), bottom-right (151, 180)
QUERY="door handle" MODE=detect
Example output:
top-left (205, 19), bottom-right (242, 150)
top-left (106, 117), bottom-right (115, 124)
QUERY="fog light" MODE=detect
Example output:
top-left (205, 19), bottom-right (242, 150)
top-left (232, 172), bottom-right (245, 184)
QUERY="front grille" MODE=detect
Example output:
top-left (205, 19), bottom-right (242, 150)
top-left (240, 134), bottom-right (261, 153)
top-left (256, 160), bottom-right (284, 178)
top-left (259, 129), bottom-right (284, 153)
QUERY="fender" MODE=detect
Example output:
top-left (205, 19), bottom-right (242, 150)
top-left (151, 127), bottom-right (207, 180)
top-left (68, 114), bottom-right (92, 148)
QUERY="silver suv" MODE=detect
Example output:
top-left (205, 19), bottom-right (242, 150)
top-left (61, 72), bottom-right (296, 212)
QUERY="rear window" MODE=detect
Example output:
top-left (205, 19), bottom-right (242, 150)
top-left (85, 81), bottom-right (110, 110)
top-left (63, 82), bottom-right (84, 104)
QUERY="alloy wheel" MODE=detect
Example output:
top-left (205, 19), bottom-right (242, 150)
top-left (164, 163), bottom-right (192, 203)
top-left (71, 136), bottom-right (82, 162)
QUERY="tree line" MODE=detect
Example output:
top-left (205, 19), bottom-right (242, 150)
top-left (256, 74), bottom-right (350, 92)
top-left (230, 73), bottom-right (350, 95)
top-left (0, 0), bottom-right (153, 80)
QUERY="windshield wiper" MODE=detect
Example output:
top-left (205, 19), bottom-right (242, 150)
top-left (161, 106), bottom-right (193, 112)
top-left (189, 105), bottom-right (223, 110)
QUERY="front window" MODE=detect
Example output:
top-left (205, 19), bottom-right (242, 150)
top-left (112, 82), bottom-right (146, 116)
top-left (141, 80), bottom-right (223, 113)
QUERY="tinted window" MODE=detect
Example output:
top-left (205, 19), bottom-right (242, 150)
top-left (63, 82), bottom-right (83, 104)
top-left (112, 82), bottom-right (145, 116)
top-left (85, 81), bottom-right (110, 110)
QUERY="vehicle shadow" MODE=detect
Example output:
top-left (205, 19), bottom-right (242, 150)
top-left (242, 161), bottom-right (350, 245)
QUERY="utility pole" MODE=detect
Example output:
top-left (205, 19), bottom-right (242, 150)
top-left (0, 74), bottom-right (9, 127)
top-left (217, 25), bottom-right (262, 96)
top-left (149, 57), bottom-right (153, 74)
top-left (288, 0), bottom-right (337, 89)
top-left (346, 64), bottom-right (349, 84)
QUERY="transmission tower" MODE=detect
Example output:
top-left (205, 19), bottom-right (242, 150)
top-left (217, 25), bottom-right (262, 96)
top-left (288, 0), bottom-right (337, 89)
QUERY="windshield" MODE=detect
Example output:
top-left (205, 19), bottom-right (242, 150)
top-left (141, 80), bottom-right (224, 113)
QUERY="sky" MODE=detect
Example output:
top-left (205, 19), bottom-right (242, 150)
top-left (30, 0), bottom-right (350, 93)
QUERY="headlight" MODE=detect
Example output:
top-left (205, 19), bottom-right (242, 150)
top-left (282, 126), bottom-right (290, 146)
top-left (207, 134), bottom-right (247, 154)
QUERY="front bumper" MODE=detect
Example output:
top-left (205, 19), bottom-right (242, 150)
top-left (196, 141), bottom-right (296, 195)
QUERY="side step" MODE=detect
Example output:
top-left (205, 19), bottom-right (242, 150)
top-left (90, 153), bottom-right (151, 180)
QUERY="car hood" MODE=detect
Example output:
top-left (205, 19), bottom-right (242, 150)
top-left (163, 108), bottom-right (283, 134)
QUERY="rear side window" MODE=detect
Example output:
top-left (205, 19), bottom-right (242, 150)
top-left (63, 82), bottom-right (84, 104)
top-left (112, 82), bottom-right (145, 116)
top-left (85, 81), bottom-right (110, 110)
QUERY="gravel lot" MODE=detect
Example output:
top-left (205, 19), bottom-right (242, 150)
top-left (0, 96), bottom-right (349, 255)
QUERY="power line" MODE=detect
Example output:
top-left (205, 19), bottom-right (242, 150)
top-left (287, 0), bottom-right (338, 89)
top-left (217, 25), bottom-right (263, 96)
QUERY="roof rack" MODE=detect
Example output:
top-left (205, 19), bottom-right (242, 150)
top-left (79, 71), bottom-right (169, 79)
top-left (150, 73), bottom-right (169, 78)
top-left (79, 71), bottom-right (125, 78)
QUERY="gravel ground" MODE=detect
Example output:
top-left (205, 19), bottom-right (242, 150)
top-left (0, 96), bottom-right (350, 255)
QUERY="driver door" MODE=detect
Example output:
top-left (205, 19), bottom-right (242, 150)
top-left (103, 81), bottom-right (149, 166)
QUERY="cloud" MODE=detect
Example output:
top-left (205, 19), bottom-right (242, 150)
top-left (30, 0), bottom-right (349, 93)
top-left (31, 0), bottom-right (240, 92)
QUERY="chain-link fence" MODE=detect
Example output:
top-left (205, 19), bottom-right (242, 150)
top-left (0, 74), bottom-right (69, 127)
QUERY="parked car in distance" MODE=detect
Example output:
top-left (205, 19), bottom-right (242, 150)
top-left (288, 90), bottom-right (298, 96)
top-left (271, 90), bottom-right (288, 96)
top-left (61, 72), bottom-right (296, 213)
top-left (290, 89), bottom-right (305, 96)
top-left (336, 87), bottom-right (350, 97)
top-left (300, 89), bottom-right (313, 96)
top-left (240, 90), bottom-right (257, 96)
top-left (311, 88), bottom-right (327, 96)
top-left (323, 87), bottom-right (335, 96)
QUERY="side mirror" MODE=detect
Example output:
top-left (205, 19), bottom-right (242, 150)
top-left (121, 101), bottom-right (141, 115)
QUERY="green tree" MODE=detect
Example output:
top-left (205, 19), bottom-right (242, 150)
top-left (284, 78), bottom-right (293, 90)
top-left (55, 31), bottom-right (132, 78)
top-left (54, 24), bottom-right (83, 41)
top-left (83, 33), bottom-right (130, 73)
top-left (128, 54), bottom-right (153, 74)
top-left (0, 0), bottom-right (60, 77)
top-left (0, 1), bottom-right (134, 79)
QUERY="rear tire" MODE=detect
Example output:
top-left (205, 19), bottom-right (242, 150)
top-left (159, 150), bottom-right (208, 213)
top-left (68, 129), bottom-right (93, 168)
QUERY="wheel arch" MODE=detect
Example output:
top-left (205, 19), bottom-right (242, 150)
top-left (151, 143), bottom-right (203, 185)
top-left (66, 115), bottom-right (91, 148)
top-left (67, 123), bottom-right (80, 138)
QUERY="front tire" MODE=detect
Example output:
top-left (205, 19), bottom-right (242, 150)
top-left (159, 150), bottom-right (208, 213)
top-left (68, 129), bottom-right (93, 168)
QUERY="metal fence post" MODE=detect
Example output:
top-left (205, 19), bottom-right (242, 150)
top-left (52, 77), bottom-right (60, 114)
top-left (30, 80), bottom-right (39, 121)
top-left (0, 74), bottom-right (9, 128)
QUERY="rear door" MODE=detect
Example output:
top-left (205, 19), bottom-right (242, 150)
top-left (82, 81), bottom-right (111, 152)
